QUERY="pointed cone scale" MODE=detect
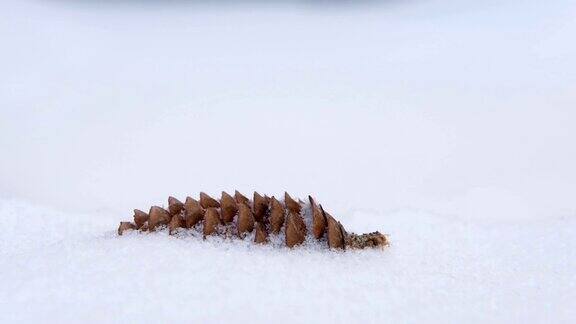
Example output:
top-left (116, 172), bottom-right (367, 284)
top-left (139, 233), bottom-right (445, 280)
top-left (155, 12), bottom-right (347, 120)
top-left (199, 192), bottom-right (220, 209)
top-left (118, 222), bottom-right (136, 235)
top-left (203, 208), bottom-right (221, 236)
top-left (237, 203), bottom-right (255, 238)
top-left (133, 209), bottom-right (149, 229)
top-left (220, 191), bottom-right (238, 223)
top-left (184, 197), bottom-right (204, 228)
top-left (148, 206), bottom-right (171, 231)
top-left (253, 191), bottom-right (269, 223)
top-left (321, 205), bottom-right (346, 250)
top-left (284, 192), bottom-right (301, 214)
top-left (285, 211), bottom-right (306, 248)
top-left (309, 196), bottom-right (326, 239)
top-left (169, 214), bottom-right (184, 235)
top-left (254, 222), bottom-right (269, 244)
top-left (235, 190), bottom-right (250, 205)
top-left (168, 196), bottom-right (184, 216)
top-left (269, 196), bottom-right (285, 234)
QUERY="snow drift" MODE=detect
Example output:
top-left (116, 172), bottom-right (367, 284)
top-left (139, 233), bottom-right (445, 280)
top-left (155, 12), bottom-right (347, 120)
top-left (1, 0), bottom-right (575, 322)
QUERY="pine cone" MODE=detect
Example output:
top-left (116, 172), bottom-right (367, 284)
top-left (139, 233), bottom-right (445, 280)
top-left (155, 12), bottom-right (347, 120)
top-left (117, 192), bottom-right (388, 250)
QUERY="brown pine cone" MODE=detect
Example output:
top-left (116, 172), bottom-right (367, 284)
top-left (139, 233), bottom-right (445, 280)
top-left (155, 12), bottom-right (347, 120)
top-left (117, 191), bottom-right (388, 250)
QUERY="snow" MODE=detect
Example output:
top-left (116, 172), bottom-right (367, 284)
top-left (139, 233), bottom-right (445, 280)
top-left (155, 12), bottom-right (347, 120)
top-left (1, 0), bottom-right (576, 322)
top-left (1, 198), bottom-right (575, 323)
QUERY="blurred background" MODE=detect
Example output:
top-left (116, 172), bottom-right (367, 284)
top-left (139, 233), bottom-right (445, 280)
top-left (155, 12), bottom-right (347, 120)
top-left (1, 0), bottom-right (575, 224)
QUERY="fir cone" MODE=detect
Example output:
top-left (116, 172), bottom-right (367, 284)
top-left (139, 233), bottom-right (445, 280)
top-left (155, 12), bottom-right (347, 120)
top-left (117, 191), bottom-right (388, 250)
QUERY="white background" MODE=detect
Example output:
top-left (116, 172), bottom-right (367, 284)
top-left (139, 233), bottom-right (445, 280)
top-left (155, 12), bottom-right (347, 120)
top-left (1, 0), bottom-right (575, 322)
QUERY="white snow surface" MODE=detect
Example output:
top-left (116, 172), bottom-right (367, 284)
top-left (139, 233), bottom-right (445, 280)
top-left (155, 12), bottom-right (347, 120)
top-left (1, 198), bottom-right (575, 323)
top-left (1, 0), bottom-right (576, 322)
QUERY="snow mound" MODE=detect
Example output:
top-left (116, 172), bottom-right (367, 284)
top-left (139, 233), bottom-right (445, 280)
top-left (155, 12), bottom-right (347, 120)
top-left (1, 199), bottom-right (575, 323)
